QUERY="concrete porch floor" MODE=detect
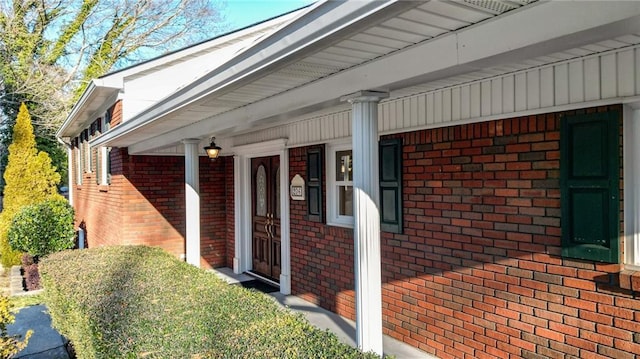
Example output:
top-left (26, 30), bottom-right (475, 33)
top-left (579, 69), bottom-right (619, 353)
top-left (211, 267), bottom-right (437, 359)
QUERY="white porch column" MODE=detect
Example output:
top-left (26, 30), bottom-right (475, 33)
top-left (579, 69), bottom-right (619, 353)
top-left (625, 108), bottom-right (640, 266)
top-left (342, 90), bottom-right (388, 356)
top-left (183, 139), bottom-right (201, 267)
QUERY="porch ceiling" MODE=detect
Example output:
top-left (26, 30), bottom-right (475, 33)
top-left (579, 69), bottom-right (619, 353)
top-left (92, 0), bottom-right (640, 154)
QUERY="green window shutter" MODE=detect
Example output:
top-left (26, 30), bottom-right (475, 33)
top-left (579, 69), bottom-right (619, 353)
top-left (379, 138), bottom-right (403, 234)
top-left (561, 111), bottom-right (620, 263)
top-left (307, 147), bottom-right (323, 222)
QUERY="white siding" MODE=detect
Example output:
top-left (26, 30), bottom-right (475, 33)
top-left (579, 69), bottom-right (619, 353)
top-left (231, 45), bottom-right (640, 150)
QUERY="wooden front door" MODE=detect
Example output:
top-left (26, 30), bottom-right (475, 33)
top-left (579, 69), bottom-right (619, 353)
top-left (251, 155), bottom-right (281, 281)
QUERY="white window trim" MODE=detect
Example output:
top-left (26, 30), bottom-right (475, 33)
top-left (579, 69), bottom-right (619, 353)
top-left (327, 140), bottom-right (355, 228)
top-left (624, 105), bottom-right (640, 269)
top-left (75, 144), bottom-right (82, 185)
top-left (84, 132), bottom-right (92, 173)
top-left (232, 138), bottom-right (291, 295)
top-left (99, 146), bottom-right (110, 185)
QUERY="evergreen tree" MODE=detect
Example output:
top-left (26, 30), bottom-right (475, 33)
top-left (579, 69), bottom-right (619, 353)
top-left (0, 104), bottom-right (62, 267)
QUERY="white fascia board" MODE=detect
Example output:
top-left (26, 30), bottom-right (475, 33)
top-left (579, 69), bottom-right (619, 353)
top-left (64, 6), bottom-right (305, 141)
top-left (126, 1), bottom-right (640, 154)
top-left (91, 0), bottom-right (413, 148)
top-left (56, 79), bottom-right (121, 138)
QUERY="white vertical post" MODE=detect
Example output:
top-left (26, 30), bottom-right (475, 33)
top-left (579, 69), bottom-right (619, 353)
top-left (279, 148), bottom-right (291, 295)
top-left (183, 139), bottom-right (201, 267)
top-left (342, 90), bottom-right (388, 356)
top-left (234, 154), bottom-right (243, 273)
top-left (67, 145), bottom-right (74, 205)
top-left (625, 108), bottom-right (640, 266)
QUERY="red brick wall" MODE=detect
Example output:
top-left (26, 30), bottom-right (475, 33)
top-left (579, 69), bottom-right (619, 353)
top-left (289, 145), bottom-right (358, 320)
top-left (200, 156), bottom-right (232, 268)
top-left (111, 101), bottom-right (123, 127)
top-left (290, 105), bottom-right (639, 358)
top-left (120, 152), bottom-right (185, 256)
top-left (73, 149), bottom-right (125, 248)
top-left (71, 146), bottom-right (231, 269)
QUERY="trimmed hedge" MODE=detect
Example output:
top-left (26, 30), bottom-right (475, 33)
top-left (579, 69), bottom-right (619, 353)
top-left (41, 246), bottom-right (383, 359)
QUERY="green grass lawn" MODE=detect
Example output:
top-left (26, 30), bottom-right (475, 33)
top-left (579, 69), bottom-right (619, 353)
top-left (9, 293), bottom-right (44, 310)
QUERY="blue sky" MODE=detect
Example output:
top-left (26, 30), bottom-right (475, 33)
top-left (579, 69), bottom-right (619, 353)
top-left (223, 0), bottom-right (315, 30)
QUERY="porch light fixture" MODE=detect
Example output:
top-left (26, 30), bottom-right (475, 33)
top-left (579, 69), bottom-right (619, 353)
top-left (204, 137), bottom-right (222, 159)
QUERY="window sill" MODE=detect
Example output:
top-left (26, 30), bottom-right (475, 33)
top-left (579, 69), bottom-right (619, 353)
top-left (619, 268), bottom-right (640, 292)
top-left (326, 220), bottom-right (354, 229)
top-left (98, 185), bottom-right (110, 192)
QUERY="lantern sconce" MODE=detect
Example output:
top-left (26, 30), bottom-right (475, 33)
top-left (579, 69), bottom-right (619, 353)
top-left (204, 137), bottom-right (222, 159)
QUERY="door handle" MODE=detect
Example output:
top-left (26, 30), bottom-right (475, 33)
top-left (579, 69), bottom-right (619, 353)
top-left (269, 213), bottom-right (275, 239)
top-left (264, 213), bottom-right (273, 239)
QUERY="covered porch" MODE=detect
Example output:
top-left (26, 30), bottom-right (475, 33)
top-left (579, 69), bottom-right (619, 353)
top-left (88, 1), bottom-right (640, 356)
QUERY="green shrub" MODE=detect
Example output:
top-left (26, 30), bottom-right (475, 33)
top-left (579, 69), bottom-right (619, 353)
top-left (8, 199), bottom-right (75, 257)
top-left (41, 246), bottom-right (383, 359)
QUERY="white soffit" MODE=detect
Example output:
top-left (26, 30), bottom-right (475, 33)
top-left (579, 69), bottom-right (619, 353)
top-left (95, 0), bottom-right (535, 149)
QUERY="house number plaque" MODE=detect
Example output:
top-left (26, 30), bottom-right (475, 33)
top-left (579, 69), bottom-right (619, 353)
top-left (290, 174), bottom-right (305, 200)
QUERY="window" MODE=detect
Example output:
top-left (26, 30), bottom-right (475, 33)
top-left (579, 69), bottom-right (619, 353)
top-left (83, 129), bottom-right (91, 173)
top-left (561, 111), bottom-right (620, 263)
top-left (327, 143), bottom-right (353, 227)
top-left (103, 108), bottom-right (112, 132)
top-left (95, 146), bottom-right (111, 186)
top-left (326, 140), bottom-right (404, 230)
top-left (95, 109), bottom-right (113, 186)
top-left (98, 147), bottom-right (112, 185)
top-left (74, 138), bottom-right (82, 185)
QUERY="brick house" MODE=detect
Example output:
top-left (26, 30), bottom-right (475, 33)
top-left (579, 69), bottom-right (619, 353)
top-left (57, 1), bottom-right (640, 358)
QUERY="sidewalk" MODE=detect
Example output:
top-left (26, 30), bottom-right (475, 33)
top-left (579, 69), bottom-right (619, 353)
top-left (6, 305), bottom-right (69, 359)
top-left (212, 267), bottom-right (437, 359)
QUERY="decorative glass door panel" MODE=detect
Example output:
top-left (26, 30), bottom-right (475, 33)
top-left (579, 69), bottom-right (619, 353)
top-left (251, 155), bottom-right (281, 281)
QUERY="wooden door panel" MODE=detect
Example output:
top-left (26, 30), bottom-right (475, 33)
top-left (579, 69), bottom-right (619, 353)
top-left (251, 155), bottom-right (281, 281)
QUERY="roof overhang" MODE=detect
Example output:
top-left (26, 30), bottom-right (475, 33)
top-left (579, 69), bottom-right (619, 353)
top-left (57, 79), bottom-right (121, 139)
top-left (90, 0), bottom-right (420, 148)
top-left (90, 0), bottom-right (640, 153)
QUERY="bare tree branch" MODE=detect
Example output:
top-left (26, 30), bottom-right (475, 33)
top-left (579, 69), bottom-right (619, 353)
top-left (0, 0), bottom-right (227, 189)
